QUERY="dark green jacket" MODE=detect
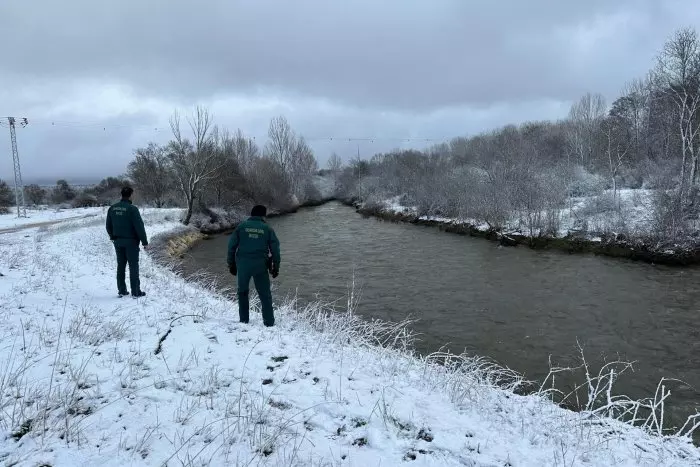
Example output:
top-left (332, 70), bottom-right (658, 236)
top-left (227, 216), bottom-right (281, 268)
top-left (106, 199), bottom-right (148, 246)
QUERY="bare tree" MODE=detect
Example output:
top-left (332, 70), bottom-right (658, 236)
top-left (327, 152), bottom-right (343, 173)
top-left (231, 129), bottom-right (260, 172)
top-left (568, 93), bottom-right (607, 167)
top-left (655, 27), bottom-right (700, 196)
top-left (265, 116), bottom-right (295, 172)
top-left (327, 152), bottom-right (343, 190)
top-left (128, 142), bottom-right (172, 207)
top-left (601, 115), bottom-right (632, 207)
top-left (166, 106), bottom-right (225, 225)
top-left (264, 116), bottom-right (318, 202)
top-left (612, 79), bottom-right (652, 162)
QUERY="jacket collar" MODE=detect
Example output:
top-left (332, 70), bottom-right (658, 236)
top-left (121, 198), bottom-right (133, 204)
top-left (248, 216), bottom-right (265, 222)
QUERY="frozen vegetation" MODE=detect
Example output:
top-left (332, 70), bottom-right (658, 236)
top-left (0, 209), bottom-right (699, 466)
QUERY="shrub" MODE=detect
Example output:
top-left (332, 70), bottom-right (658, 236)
top-left (0, 180), bottom-right (14, 209)
top-left (72, 193), bottom-right (99, 208)
top-left (24, 184), bottom-right (47, 205)
top-left (567, 166), bottom-right (606, 197)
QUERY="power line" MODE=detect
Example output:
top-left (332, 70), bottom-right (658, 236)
top-left (19, 117), bottom-right (451, 143)
top-left (4, 117), bottom-right (29, 218)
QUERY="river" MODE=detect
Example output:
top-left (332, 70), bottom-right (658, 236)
top-left (182, 202), bottom-right (700, 433)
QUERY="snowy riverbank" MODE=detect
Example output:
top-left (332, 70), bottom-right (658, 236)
top-left (351, 190), bottom-right (700, 266)
top-left (1, 209), bottom-right (700, 465)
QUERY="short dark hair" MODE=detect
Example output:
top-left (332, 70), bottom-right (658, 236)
top-left (251, 205), bottom-right (267, 217)
top-left (121, 186), bottom-right (134, 199)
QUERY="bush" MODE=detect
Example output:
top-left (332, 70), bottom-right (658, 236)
top-left (72, 193), bottom-right (99, 208)
top-left (651, 190), bottom-right (689, 240)
top-left (24, 184), bottom-right (47, 205)
top-left (188, 204), bottom-right (246, 233)
top-left (567, 166), bottom-right (606, 197)
top-left (51, 180), bottom-right (76, 204)
top-left (0, 179), bottom-right (14, 208)
top-left (302, 180), bottom-right (322, 204)
top-left (578, 193), bottom-right (617, 217)
top-left (640, 158), bottom-right (679, 189)
top-left (617, 165), bottom-right (644, 189)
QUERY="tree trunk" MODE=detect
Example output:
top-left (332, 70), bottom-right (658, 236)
top-left (690, 150), bottom-right (699, 186)
top-left (183, 196), bottom-right (194, 225)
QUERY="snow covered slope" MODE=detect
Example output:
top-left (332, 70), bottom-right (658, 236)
top-left (0, 209), bottom-right (698, 466)
top-left (0, 206), bottom-right (105, 232)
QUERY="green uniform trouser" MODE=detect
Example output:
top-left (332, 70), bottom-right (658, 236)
top-left (114, 240), bottom-right (140, 294)
top-left (237, 259), bottom-right (274, 326)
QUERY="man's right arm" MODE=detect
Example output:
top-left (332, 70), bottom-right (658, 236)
top-left (106, 207), bottom-right (114, 240)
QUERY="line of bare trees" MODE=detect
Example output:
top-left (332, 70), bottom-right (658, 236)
top-left (126, 108), bottom-right (319, 225)
top-left (336, 26), bottom-right (700, 243)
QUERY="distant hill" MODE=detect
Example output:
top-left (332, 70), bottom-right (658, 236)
top-left (23, 177), bottom-right (100, 188)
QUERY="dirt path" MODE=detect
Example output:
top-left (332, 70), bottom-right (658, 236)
top-left (0, 214), bottom-right (98, 234)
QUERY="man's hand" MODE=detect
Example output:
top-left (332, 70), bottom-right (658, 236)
top-left (229, 263), bottom-right (237, 276)
top-left (142, 244), bottom-right (150, 251)
top-left (267, 258), bottom-right (278, 278)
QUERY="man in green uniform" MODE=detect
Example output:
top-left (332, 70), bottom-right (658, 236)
top-left (227, 205), bottom-right (281, 326)
top-left (106, 186), bottom-right (148, 298)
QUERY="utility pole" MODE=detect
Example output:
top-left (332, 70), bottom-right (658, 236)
top-left (356, 143), bottom-right (362, 202)
top-left (6, 117), bottom-right (28, 217)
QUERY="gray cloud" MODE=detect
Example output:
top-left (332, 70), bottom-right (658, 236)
top-left (1, 0), bottom-right (698, 181)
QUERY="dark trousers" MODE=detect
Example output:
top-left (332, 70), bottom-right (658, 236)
top-left (114, 241), bottom-right (140, 294)
top-left (237, 262), bottom-right (274, 326)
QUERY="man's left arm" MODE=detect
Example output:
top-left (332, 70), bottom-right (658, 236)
top-left (268, 227), bottom-right (281, 273)
top-left (227, 228), bottom-right (240, 268)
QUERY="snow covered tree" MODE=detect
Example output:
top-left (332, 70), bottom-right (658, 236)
top-left (654, 27), bottom-right (700, 196)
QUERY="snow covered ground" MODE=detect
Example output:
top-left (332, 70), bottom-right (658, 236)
top-left (381, 189), bottom-right (659, 239)
top-left (0, 206), bottom-right (106, 232)
top-left (1, 209), bottom-right (700, 466)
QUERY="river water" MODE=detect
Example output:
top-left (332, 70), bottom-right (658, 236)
top-left (182, 202), bottom-right (700, 432)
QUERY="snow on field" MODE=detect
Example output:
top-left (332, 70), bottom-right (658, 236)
top-left (1, 210), bottom-right (700, 466)
top-left (0, 206), bottom-right (106, 231)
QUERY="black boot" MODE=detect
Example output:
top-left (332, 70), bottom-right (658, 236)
top-left (132, 291), bottom-right (146, 298)
top-left (118, 291), bottom-right (130, 298)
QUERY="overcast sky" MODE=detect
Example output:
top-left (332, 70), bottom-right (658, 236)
top-left (1, 0), bottom-right (699, 183)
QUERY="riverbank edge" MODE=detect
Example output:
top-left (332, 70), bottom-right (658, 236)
top-left (341, 199), bottom-right (700, 266)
